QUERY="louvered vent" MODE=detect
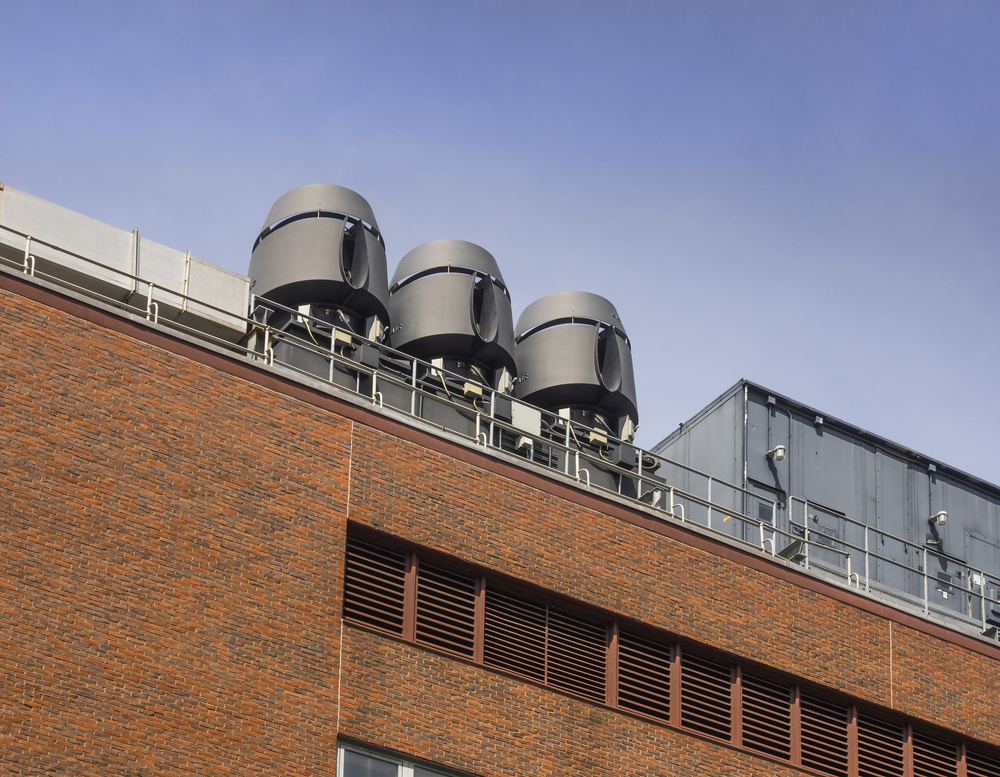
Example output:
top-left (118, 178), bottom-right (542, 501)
top-left (617, 631), bottom-right (672, 723)
top-left (343, 538), bottom-right (407, 634)
top-left (911, 732), bottom-right (956, 777)
top-left (967, 749), bottom-right (1000, 777)
top-left (741, 672), bottom-right (791, 760)
top-left (680, 652), bottom-right (732, 740)
top-left (801, 693), bottom-right (849, 777)
top-left (547, 609), bottom-right (606, 703)
top-left (416, 562), bottom-right (477, 659)
top-left (858, 714), bottom-right (905, 777)
top-left (484, 589), bottom-right (546, 683)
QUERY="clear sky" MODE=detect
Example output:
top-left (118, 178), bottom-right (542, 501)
top-left (2, 1), bottom-right (998, 483)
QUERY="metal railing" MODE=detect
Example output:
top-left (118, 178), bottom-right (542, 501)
top-left (3, 226), bottom-right (998, 642)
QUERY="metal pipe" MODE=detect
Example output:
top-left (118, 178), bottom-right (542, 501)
top-left (145, 283), bottom-right (159, 323)
top-left (23, 235), bottom-right (35, 275)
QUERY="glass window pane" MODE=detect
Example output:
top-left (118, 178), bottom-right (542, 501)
top-left (342, 749), bottom-right (398, 777)
top-left (414, 768), bottom-right (449, 777)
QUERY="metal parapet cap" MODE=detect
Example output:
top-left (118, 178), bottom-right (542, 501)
top-left (388, 240), bottom-right (516, 377)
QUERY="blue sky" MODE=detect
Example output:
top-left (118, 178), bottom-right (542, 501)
top-left (2, 1), bottom-right (999, 483)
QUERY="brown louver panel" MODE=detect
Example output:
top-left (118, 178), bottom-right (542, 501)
top-left (858, 714), bottom-right (905, 777)
top-left (415, 563), bottom-right (477, 659)
top-left (547, 609), bottom-right (606, 703)
top-left (343, 539), bottom-right (407, 634)
top-left (967, 749), bottom-right (1000, 777)
top-left (912, 732), bottom-right (957, 777)
top-left (484, 589), bottom-right (546, 683)
top-left (617, 631), bottom-right (672, 723)
top-left (800, 694), bottom-right (850, 776)
top-left (741, 672), bottom-right (792, 761)
top-left (680, 652), bottom-right (732, 741)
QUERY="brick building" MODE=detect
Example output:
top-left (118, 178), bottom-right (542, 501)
top-left (2, 182), bottom-right (998, 776)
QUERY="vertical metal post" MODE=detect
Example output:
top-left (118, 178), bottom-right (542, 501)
top-left (707, 477), bottom-right (712, 530)
top-left (864, 526), bottom-right (871, 593)
top-left (23, 235), bottom-right (35, 275)
top-left (923, 548), bottom-right (929, 616)
top-left (605, 622), bottom-right (619, 708)
top-left (790, 685), bottom-right (802, 769)
top-left (731, 664), bottom-right (743, 748)
top-left (847, 705), bottom-right (859, 777)
top-left (564, 421), bottom-right (571, 475)
top-left (803, 500), bottom-right (810, 570)
top-left (488, 389), bottom-right (495, 448)
top-left (402, 552), bottom-right (418, 642)
top-left (181, 249), bottom-right (191, 312)
top-left (669, 643), bottom-right (682, 728)
top-left (410, 360), bottom-right (418, 416)
top-left (473, 576), bottom-right (486, 665)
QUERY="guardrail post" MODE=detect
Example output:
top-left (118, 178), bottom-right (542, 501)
top-left (23, 235), bottom-right (35, 276)
top-left (707, 477), bottom-right (712, 529)
top-left (410, 360), bottom-right (418, 415)
top-left (864, 526), bottom-right (870, 593)
top-left (803, 500), bottom-right (810, 570)
top-left (145, 283), bottom-right (159, 323)
top-left (923, 548), bottom-right (929, 615)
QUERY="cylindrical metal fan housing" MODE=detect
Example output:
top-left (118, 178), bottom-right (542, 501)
top-left (248, 184), bottom-right (390, 329)
top-left (388, 240), bottom-right (516, 376)
top-left (514, 291), bottom-right (638, 427)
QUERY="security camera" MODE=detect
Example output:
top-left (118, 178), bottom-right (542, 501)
top-left (767, 445), bottom-right (786, 462)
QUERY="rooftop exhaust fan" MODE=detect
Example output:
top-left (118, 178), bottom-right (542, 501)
top-left (514, 291), bottom-right (638, 440)
top-left (248, 184), bottom-right (390, 341)
top-left (388, 240), bottom-right (516, 392)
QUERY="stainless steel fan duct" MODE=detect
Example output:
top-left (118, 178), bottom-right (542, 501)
top-left (514, 291), bottom-right (639, 441)
top-left (388, 240), bottom-right (516, 390)
top-left (248, 184), bottom-right (390, 338)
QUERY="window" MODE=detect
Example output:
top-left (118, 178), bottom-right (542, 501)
top-left (338, 744), bottom-right (465, 777)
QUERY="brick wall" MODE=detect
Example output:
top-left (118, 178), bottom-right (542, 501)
top-left (1, 288), bottom-right (350, 775)
top-left (2, 277), bottom-right (998, 776)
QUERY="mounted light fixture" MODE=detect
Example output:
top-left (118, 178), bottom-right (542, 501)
top-left (929, 510), bottom-right (948, 526)
top-left (767, 445), bottom-right (786, 462)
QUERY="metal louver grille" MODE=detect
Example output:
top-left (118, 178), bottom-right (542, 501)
top-left (617, 631), bottom-right (672, 723)
top-left (547, 609), bottom-right (606, 703)
top-left (968, 750), bottom-right (1000, 777)
top-left (484, 589), bottom-right (546, 683)
top-left (416, 563), bottom-right (477, 658)
top-left (343, 539), bottom-right (407, 634)
top-left (912, 732), bottom-right (956, 777)
top-left (741, 673), bottom-right (791, 760)
top-left (342, 533), bottom-right (1000, 776)
top-left (801, 694), bottom-right (849, 777)
top-left (680, 652), bottom-right (732, 740)
top-left (858, 714), bottom-right (905, 777)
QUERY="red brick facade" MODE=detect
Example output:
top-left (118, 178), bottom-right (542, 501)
top-left (2, 274), bottom-right (998, 775)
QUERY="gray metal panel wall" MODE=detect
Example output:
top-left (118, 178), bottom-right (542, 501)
top-left (652, 380), bottom-right (1000, 581)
